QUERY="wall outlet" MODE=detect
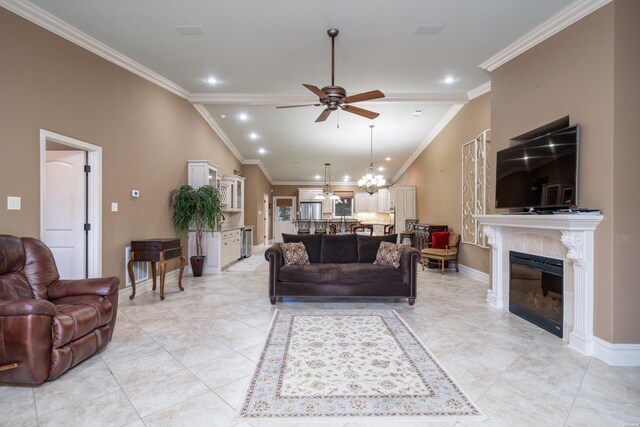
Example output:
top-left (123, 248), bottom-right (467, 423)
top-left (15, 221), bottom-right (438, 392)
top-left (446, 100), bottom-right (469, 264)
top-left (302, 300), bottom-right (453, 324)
top-left (131, 189), bottom-right (140, 198)
top-left (111, 202), bottom-right (118, 212)
top-left (7, 196), bottom-right (21, 210)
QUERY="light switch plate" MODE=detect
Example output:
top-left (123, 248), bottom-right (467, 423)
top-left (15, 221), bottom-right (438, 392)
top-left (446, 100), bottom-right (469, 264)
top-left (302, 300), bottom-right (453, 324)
top-left (7, 196), bottom-right (21, 210)
top-left (111, 202), bottom-right (118, 212)
top-left (131, 190), bottom-right (140, 198)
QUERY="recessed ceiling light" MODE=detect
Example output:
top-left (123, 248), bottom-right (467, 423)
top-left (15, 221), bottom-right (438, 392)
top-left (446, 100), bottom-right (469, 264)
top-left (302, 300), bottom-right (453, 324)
top-left (315, 175), bottom-right (321, 180)
top-left (444, 75), bottom-right (456, 84)
top-left (218, 114), bottom-right (226, 119)
top-left (238, 113), bottom-right (248, 121)
top-left (344, 176), bottom-right (349, 181)
top-left (385, 157), bottom-right (391, 161)
top-left (249, 132), bottom-right (258, 140)
top-left (413, 24), bottom-right (445, 35)
top-left (206, 76), bottom-right (218, 85)
top-left (412, 110), bottom-right (422, 117)
top-left (173, 25), bottom-right (207, 36)
top-left (378, 166), bottom-right (384, 172)
top-left (258, 148), bottom-right (266, 154)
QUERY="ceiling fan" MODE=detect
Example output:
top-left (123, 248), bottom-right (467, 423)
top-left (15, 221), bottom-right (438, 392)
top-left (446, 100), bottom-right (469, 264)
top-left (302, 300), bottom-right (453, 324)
top-left (277, 29), bottom-right (385, 122)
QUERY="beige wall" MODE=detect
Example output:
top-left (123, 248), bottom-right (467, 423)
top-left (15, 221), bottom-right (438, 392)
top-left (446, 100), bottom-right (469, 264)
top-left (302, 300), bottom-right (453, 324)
top-left (612, 0), bottom-right (640, 343)
top-left (491, 3), bottom-right (625, 342)
top-left (242, 164), bottom-right (272, 245)
top-left (0, 9), bottom-right (241, 287)
top-left (395, 95), bottom-right (491, 273)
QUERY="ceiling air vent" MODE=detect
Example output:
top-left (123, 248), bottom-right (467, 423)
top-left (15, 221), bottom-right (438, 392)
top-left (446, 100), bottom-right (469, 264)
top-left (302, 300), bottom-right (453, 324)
top-left (413, 24), bottom-right (445, 35)
top-left (173, 25), bottom-right (207, 36)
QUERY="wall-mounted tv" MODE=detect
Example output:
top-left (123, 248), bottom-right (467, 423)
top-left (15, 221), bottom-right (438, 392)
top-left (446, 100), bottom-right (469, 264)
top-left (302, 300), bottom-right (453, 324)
top-left (495, 124), bottom-right (579, 210)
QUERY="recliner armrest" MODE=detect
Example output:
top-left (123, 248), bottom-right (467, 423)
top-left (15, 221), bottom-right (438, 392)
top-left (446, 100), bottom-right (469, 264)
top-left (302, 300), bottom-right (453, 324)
top-left (0, 299), bottom-right (56, 316)
top-left (47, 277), bottom-right (120, 300)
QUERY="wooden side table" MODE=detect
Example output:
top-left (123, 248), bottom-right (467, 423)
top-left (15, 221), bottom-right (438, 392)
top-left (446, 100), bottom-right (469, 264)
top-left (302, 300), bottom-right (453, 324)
top-left (127, 238), bottom-right (186, 301)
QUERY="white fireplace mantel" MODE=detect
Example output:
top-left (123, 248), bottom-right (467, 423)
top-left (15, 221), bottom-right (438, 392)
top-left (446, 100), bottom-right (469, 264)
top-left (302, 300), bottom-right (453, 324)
top-left (475, 214), bottom-right (603, 357)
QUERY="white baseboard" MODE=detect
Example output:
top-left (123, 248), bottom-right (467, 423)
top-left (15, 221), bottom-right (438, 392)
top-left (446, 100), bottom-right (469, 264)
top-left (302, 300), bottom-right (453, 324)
top-left (459, 264), bottom-right (490, 284)
top-left (118, 269), bottom-right (179, 300)
top-left (592, 336), bottom-right (640, 366)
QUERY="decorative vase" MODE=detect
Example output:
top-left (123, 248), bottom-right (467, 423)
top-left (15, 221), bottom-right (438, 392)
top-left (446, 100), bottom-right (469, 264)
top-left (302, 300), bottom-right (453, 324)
top-left (190, 255), bottom-right (206, 277)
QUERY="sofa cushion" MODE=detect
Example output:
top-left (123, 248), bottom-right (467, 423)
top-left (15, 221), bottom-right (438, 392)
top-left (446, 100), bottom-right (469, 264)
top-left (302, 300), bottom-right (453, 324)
top-left (280, 242), bottom-right (310, 266)
top-left (334, 263), bottom-right (405, 285)
top-left (279, 264), bottom-right (339, 284)
top-left (321, 234), bottom-right (358, 263)
top-left (282, 233), bottom-right (322, 263)
top-left (51, 295), bottom-right (113, 348)
top-left (357, 234), bottom-right (398, 263)
top-left (374, 241), bottom-right (404, 268)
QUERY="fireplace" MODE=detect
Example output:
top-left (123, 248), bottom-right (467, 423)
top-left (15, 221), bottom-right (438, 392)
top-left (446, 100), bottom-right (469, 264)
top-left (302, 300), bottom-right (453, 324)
top-left (509, 251), bottom-right (563, 337)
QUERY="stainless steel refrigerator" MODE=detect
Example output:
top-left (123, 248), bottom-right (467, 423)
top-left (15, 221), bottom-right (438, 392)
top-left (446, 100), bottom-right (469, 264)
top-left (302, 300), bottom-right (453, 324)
top-left (299, 202), bottom-right (323, 220)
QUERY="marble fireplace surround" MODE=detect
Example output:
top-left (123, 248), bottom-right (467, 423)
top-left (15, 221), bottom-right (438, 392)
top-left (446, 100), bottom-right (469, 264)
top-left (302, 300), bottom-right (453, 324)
top-left (475, 214), bottom-right (603, 358)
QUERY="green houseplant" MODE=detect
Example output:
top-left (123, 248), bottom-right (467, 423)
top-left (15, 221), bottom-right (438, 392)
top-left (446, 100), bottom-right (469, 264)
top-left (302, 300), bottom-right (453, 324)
top-left (169, 184), bottom-right (223, 276)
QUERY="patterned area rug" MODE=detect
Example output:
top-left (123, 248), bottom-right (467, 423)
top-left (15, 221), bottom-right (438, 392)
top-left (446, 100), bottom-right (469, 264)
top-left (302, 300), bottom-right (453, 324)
top-left (226, 255), bottom-right (265, 272)
top-left (236, 309), bottom-right (484, 422)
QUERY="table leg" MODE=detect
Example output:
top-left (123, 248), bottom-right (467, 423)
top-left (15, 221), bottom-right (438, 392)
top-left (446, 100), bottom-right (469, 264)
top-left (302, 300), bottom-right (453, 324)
top-left (151, 262), bottom-right (157, 291)
top-left (127, 259), bottom-right (136, 300)
top-left (178, 256), bottom-right (186, 292)
top-left (159, 260), bottom-right (166, 301)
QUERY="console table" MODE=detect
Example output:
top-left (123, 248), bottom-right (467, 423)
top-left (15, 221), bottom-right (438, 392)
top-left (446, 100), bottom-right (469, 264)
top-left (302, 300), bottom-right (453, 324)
top-left (128, 238), bottom-right (186, 301)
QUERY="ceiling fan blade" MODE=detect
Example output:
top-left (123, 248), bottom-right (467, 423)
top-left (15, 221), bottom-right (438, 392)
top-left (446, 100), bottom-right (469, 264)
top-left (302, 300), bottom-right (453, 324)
top-left (341, 105), bottom-right (379, 120)
top-left (276, 104), bottom-right (321, 109)
top-left (315, 109), bottom-right (332, 122)
top-left (343, 90), bottom-right (385, 104)
top-left (303, 84), bottom-right (328, 99)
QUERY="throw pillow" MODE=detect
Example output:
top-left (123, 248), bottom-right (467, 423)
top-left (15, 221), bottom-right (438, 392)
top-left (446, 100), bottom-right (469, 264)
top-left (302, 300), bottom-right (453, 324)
top-left (280, 242), bottom-right (310, 266)
top-left (357, 234), bottom-right (398, 263)
top-left (282, 233), bottom-right (322, 263)
top-left (431, 231), bottom-right (450, 249)
top-left (374, 241), bottom-right (403, 268)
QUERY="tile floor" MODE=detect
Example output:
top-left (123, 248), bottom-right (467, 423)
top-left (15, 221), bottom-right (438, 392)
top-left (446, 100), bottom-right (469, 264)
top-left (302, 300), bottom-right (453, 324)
top-left (1, 249), bottom-right (639, 427)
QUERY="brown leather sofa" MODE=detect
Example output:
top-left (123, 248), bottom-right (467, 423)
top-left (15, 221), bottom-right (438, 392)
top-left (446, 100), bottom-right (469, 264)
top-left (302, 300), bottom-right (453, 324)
top-left (265, 233), bottom-right (421, 306)
top-left (0, 235), bottom-right (119, 384)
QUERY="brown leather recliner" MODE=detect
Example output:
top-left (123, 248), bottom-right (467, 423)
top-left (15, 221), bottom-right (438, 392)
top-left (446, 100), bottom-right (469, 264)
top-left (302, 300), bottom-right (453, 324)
top-left (0, 235), bottom-right (119, 384)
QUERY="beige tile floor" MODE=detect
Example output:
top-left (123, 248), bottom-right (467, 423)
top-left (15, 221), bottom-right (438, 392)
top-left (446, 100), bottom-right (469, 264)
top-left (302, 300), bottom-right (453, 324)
top-left (1, 249), bottom-right (639, 427)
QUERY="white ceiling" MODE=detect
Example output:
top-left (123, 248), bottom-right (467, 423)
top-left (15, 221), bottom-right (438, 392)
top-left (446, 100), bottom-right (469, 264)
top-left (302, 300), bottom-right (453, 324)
top-left (23, 0), bottom-right (583, 183)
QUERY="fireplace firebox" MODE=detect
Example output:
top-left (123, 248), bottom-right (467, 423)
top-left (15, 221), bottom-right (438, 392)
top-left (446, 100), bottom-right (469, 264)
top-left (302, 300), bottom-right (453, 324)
top-left (509, 251), bottom-right (563, 337)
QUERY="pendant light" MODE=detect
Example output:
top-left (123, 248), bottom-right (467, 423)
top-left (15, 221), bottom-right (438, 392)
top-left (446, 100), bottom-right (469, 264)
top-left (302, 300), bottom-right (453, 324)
top-left (358, 125), bottom-right (385, 195)
top-left (315, 163), bottom-right (340, 200)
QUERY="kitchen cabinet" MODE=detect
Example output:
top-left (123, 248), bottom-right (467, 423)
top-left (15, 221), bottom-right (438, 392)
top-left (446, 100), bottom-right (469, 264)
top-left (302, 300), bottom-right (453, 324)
top-left (188, 231), bottom-right (221, 275)
top-left (377, 189), bottom-right (390, 212)
top-left (188, 160), bottom-right (219, 189)
top-left (299, 188), bottom-right (323, 202)
top-left (322, 197), bottom-right (333, 214)
top-left (222, 175), bottom-right (245, 212)
top-left (390, 185), bottom-right (416, 233)
top-left (221, 229), bottom-right (241, 267)
top-left (355, 192), bottom-right (379, 213)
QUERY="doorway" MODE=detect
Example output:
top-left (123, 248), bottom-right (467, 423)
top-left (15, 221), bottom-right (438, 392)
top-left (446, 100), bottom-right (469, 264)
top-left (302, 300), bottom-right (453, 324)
top-left (272, 196), bottom-right (296, 243)
top-left (40, 130), bottom-right (102, 278)
top-left (263, 193), bottom-right (269, 246)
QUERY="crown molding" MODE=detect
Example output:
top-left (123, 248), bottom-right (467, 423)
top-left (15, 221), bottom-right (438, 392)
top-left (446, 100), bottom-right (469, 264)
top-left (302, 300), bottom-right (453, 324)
top-left (271, 181), bottom-right (358, 186)
top-left (188, 92), bottom-right (469, 105)
top-left (392, 103), bottom-right (465, 183)
top-left (242, 159), bottom-right (274, 184)
top-left (192, 104), bottom-right (244, 162)
top-left (479, 0), bottom-right (612, 72)
top-left (0, 0), bottom-right (190, 99)
top-left (467, 81), bottom-right (491, 100)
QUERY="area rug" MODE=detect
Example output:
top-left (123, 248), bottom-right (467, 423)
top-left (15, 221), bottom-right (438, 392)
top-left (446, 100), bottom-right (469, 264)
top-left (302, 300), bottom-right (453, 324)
top-left (236, 309), bottom-right (484, 422)
top-left (226, 255), bottom-right (265, 272)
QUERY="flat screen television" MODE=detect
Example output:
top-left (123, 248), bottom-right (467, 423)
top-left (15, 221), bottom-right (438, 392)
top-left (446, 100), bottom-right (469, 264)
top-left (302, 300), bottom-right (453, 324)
top-left (495, 124), bottom-right (579, 210)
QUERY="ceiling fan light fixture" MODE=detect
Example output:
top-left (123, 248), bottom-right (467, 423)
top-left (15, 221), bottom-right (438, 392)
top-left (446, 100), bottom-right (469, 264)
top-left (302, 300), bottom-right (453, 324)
top-left (358, 125), bottom-right (385, 195)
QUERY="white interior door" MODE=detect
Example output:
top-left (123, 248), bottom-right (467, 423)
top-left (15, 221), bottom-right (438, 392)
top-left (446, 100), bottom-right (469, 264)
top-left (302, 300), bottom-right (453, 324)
top-left (273, 196), bottom-right (296, 243)
top-left (44, 150), bottom-right (86, 279)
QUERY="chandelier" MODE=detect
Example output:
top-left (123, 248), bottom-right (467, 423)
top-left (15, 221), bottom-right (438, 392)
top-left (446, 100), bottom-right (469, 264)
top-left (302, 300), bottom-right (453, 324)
top-left (315, 163), bottom-right (341, 200)
top-left (358, 125), bottom-right (385, 195)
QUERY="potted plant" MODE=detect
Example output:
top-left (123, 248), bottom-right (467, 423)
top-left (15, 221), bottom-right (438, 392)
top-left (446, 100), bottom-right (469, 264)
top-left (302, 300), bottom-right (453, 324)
top-left (169, 184), bottom-right (223, 276)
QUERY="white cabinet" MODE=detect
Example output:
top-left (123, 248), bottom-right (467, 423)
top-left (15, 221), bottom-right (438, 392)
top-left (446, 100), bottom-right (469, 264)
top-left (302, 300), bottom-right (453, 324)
top-left (377, 189), bottom-right (390, 212)
top-left (390, 185), bottom-right (416, 232)
top-left (322, 198), bottom-right (333, 214)
top-left (299, 188), bottom-right (323, 202)
top-left (221, 175), bottom-right (245, 213)
top-left (355, 192), bottom-right (379, 213)
top-left (221, 229), bottom-right (241, 267)
top-left (188, 160), bottom-right (219, 189)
